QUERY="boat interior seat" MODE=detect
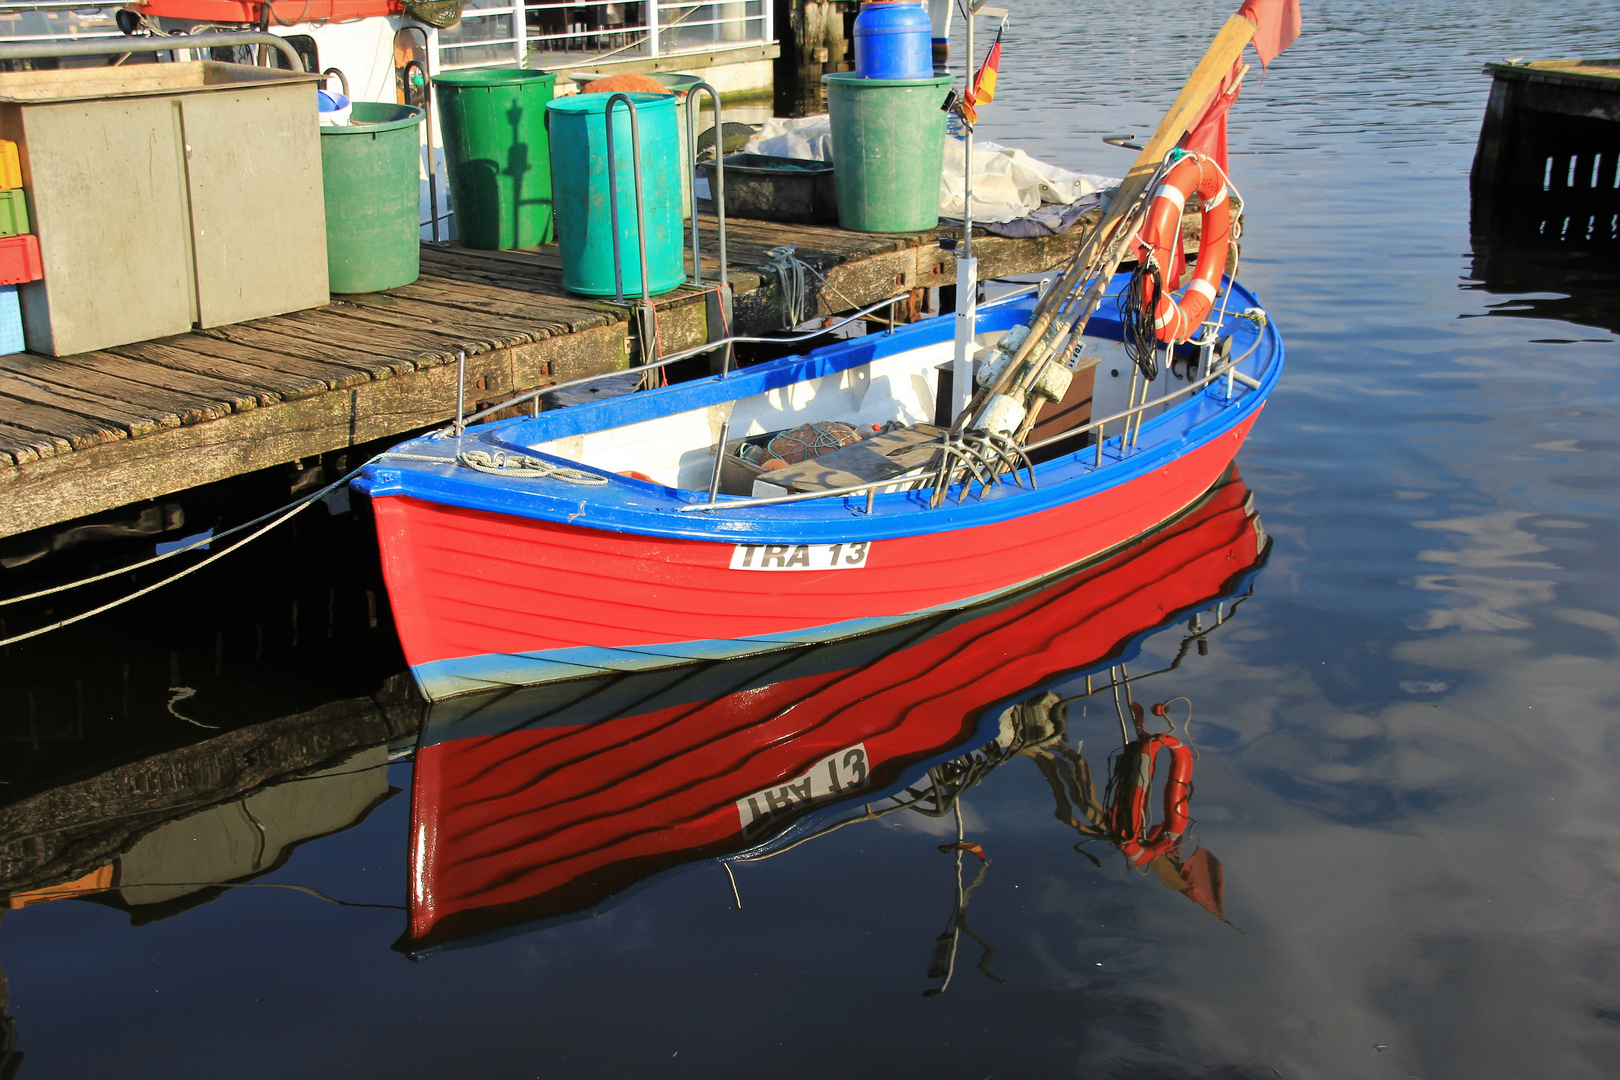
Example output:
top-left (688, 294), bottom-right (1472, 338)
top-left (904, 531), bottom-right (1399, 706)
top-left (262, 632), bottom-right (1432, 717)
top-left (747, 423), bottom-right (946, 497)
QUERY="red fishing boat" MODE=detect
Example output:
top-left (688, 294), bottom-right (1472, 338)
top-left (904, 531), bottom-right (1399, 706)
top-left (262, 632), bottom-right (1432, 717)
top-left (402, 469), bottom-right (1268, 952)
top-left (356, 273), bottom-right (1282, 704)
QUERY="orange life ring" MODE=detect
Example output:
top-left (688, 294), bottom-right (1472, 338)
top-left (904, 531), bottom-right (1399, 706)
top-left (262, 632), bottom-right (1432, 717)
top-left (1109, 704), bottom-right (1195, 866)
top-left (1135, 154), bottom-right (1233, 345)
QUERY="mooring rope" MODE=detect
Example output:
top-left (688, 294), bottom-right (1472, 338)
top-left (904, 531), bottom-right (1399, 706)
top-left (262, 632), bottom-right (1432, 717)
top-left (765, 244), bottom-right (809, 330)
top-left (457, 450), bottom-right (609, 485)
top-left (0, 459), bottom-right (373, 648)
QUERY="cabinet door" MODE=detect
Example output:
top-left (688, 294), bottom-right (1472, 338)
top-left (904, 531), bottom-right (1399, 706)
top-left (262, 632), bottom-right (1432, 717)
top-left (6, 98), bottom-right (194, 356)
top-left (180, 87), bottom-right (329, 327)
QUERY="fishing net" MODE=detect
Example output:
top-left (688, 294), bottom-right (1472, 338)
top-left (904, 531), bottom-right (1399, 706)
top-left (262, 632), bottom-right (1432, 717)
top-left (736, 421), bottom-right (864, 468)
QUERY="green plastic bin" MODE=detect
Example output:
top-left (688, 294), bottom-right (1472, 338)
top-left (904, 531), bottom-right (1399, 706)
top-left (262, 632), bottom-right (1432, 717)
top-left (0, 189), bottom-right (28, 238)
top-left (823, 71), bottom-right (951, 233)
top-left (320, 103), bottom-right (425, 294)
top-left (435, 68), bottom-right (558, 250)
top-left (546, 92), bottom-right (684, 298)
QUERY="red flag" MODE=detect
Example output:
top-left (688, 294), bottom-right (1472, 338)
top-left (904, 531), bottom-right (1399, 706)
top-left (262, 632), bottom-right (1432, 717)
top-left (961, 26), bottom-right (1002, 125)
top-left (1181, 59), bottom-right (1246, 175)
top-left (1237, 0), bottom-right (1301, 69)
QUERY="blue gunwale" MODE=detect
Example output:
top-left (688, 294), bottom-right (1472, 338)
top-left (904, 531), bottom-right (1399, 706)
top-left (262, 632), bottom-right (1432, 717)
top-left (354, 275), bottom-right (1284, 545)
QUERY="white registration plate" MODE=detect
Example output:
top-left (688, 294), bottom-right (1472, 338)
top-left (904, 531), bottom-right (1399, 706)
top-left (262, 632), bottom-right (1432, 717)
top-left (729, 542), bottom-right (870, 571)
top-left (737, 743), bottom-right (871, 836)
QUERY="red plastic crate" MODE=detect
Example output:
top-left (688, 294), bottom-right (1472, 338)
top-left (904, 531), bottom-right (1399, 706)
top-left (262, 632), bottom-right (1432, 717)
top-left (0, 233), bottom-right (41, 286)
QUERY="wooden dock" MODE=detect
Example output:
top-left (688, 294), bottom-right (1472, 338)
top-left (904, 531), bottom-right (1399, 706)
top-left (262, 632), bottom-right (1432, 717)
top-left (0, 212), bottom-right (1110, 541)
top-left (1472, 59), bottom-right (1620, 193)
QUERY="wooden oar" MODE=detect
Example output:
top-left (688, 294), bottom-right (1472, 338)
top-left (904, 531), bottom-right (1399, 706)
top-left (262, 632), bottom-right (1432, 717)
top-left (964, 13), bottom-right (1258, 434)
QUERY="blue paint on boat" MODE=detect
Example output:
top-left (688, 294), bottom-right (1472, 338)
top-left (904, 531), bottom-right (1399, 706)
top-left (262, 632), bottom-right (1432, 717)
top-left (354, 275), bottom-right (1285, 547)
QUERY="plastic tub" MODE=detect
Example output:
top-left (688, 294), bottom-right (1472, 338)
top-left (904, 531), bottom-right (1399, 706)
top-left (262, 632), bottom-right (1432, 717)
top-left (853, 1), bottom-right (932, 80)
top-left (320, 102), bottom-right (426, 294)
top-left (823, 71), bottom-right (951, 232)
top-left (699, 153), bottom-right (837, 224)
top-left (546, 91), bottom-right (684, 298)
top-left (435, 68), bottom-right (558, 249)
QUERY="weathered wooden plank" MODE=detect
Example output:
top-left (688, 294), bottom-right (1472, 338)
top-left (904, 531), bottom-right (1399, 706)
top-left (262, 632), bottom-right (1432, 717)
top-left (0, 322), bottom-right (631, 537)
top-left (112, 338), bottom-right (335, 401)
top-left (0, 371), bottom-right (175, 437)
top-left (47, 350), bottom-right (272, 413)
top-left (323, 296), bottom-right (545, 351)
top-left (274, 309), bottom-right (478, 368)
top-left (0, 352), bottom-right (236, 427)
top-left (0, 389), bottom-right (129, 450)
top-left (196, 322), bottom-right (411, 381)
top-left (0, 420), bottom-right (68, 465)
top-left (390, 275), bottom-right (591, 329)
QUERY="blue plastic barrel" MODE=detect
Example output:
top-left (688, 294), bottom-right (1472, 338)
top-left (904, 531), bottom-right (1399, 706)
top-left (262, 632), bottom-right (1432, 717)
top-left (547, 92), bottom-right (684, 298)
top-left (853, 1), bottom-right (932, 80)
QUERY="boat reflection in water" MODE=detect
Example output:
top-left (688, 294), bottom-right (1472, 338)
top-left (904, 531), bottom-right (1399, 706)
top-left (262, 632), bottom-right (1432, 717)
top-left (404, 468), bottom-right (1271, 957)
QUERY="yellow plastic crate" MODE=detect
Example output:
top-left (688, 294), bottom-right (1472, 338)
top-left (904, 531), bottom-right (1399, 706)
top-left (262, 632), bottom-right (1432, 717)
top-left (0, 141), bottom-right (19, 190)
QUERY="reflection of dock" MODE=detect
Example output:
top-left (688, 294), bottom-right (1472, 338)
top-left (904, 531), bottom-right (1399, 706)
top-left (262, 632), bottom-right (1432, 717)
top-left (0, 675), bottom-right (417, 908)
top-left (0, 215), bottom-right (1112, 542)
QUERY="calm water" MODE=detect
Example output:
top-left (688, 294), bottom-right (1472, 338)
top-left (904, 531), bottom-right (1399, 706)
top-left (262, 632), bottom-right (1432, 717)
top-left (4, 2), bottom-right (1620, 1076)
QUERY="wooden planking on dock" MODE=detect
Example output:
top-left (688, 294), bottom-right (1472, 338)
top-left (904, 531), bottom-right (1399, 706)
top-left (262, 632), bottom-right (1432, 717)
top-left (0, 209), bottom-right (1108, 540)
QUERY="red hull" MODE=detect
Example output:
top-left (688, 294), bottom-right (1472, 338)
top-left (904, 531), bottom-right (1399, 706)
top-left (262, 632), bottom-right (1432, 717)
top-left (373, 414), bottom-right (1259, 699)
top-left (404, 473), bottom-right (1266, 949)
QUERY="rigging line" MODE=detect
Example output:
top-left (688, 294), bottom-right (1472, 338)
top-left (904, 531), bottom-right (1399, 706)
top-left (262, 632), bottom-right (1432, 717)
top-left (0, 460), bottom-right (375, 649)
top-left (723, 861), bottom-right (742, 909)
top-left (0, 458), bottom-right (369, 608)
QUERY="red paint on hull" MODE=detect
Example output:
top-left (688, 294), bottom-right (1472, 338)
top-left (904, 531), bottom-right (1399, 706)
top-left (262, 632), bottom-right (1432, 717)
top-left (405, 475), bottom-right (1264, 948)
top-left (373, 415), bottom-right (1259, 676)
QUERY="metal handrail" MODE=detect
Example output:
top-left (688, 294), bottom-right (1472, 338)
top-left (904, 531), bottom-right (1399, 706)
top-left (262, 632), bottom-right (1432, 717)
top-left (453, 283), bottom-right (1116, 432)
top-left (603, 92), bottom-right (651, 307)
top-left (400, 26), bottom-right (440, 243)
top-left (677, 328), bottom-right (1268, 513)
top-left (454, 291), bottom-right (909, 428)
top-left (0, 30), bottom-right (307, 70)
top-left (686, 81), bottom-right (727, 289)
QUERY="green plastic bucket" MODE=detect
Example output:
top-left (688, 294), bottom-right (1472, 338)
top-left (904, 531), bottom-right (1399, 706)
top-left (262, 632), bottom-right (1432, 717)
top-left (823, 71), bottom-right (952, 233)
top-left (320, 103), bottom-right (426, 294)
top-left (546, 92), bottom-right (684, 298)
top-left (434, 68), bottom-right (557, 250)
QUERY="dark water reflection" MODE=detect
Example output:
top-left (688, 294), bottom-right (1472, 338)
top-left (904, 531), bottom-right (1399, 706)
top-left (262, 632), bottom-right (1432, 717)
top-left (5, 2), bottom-right (1620, 1077)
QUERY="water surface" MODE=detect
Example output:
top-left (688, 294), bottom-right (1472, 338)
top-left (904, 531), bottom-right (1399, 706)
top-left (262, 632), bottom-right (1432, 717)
top-left (3, 2), bottom-right (1619, 1076)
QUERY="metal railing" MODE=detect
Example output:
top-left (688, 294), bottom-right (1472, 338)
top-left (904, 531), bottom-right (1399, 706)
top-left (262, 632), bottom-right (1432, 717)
top-left (452, 283), bottom-right (1054, 430)
top-left (438, 0), bottom-right (768, 71)
top-left (453, 291), bottom-right (909, 429)
top-left (676, 323), bottom-right (1269, 514)
top-left (0, 28), bottom-right (306, 69)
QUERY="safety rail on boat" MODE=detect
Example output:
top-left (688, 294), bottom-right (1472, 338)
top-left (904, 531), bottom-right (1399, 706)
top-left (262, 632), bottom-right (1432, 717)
top-left (676, 320), bottom-right (1268, 514)
top-left (452, 282), bottom-right (1045, 431)
top-left (452, 291), bottom-right (912, 430)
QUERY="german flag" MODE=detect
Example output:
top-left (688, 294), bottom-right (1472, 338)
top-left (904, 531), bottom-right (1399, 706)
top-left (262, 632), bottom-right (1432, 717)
top-left (962, 26), bottom-right (1002, 125)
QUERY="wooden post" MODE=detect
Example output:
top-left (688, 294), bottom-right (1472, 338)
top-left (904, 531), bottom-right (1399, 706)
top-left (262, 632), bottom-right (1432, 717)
top-left (773, 0), bottom-right (851, 117)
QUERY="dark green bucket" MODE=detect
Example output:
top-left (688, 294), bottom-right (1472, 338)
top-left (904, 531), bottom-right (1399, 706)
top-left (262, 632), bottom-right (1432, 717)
top-left (434, 68), bottom-right (558, 249)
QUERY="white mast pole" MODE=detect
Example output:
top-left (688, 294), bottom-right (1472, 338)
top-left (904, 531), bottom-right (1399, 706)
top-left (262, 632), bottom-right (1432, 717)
top-left (950, 0), bottom-right (979, 423)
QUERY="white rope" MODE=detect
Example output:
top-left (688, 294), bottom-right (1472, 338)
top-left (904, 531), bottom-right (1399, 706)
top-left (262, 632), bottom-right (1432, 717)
top-left (0, 460), bottom-right (375, 610)
top-left (765, 244), bottom-right (809, 331)
top-left (457, 449), bottom-right (609, 485)
top-left (0, 460), bottom-right (374, 650)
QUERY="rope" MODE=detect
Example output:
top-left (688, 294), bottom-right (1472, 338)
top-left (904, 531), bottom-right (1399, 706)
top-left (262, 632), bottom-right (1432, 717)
top-left (0, 461), bottom-right (371, 650)
top-left (1, 466), bottom-right (367, 610)
top-left (457, 450), bottom-right (609, 485)
top-left (766, 244), bottom-right (809, 330)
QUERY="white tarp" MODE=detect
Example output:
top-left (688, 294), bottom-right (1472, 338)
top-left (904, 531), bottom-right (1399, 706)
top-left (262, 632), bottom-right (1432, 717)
top-left (744, 115), bottom-right (1118, 224)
